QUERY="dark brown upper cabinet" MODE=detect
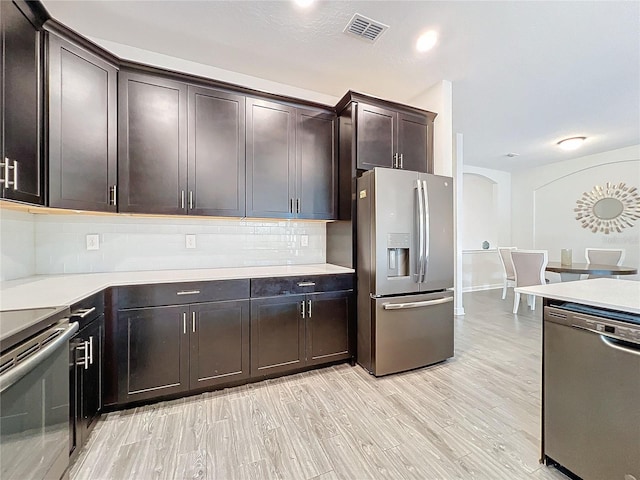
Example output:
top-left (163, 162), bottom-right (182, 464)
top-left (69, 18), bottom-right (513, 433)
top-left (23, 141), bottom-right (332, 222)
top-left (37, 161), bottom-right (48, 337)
top-left (47, 33), bottom-right (117, 212)
top-left (118, 70), bottom-right (188, 215)
top-left (246, 98), bottom-right (336, 220)
top-left (355, 103), bottom-right (396, 170)
top-left (246, 98), bottom-right (296, 218)
top-left (356, 102), bottom-right (432, 173)
top-left (1, 0), bottom-right (44, 204)
top-left (296, 108), bottom-right (336, 220)
top-left (187, 86), bottom-right (246, 217)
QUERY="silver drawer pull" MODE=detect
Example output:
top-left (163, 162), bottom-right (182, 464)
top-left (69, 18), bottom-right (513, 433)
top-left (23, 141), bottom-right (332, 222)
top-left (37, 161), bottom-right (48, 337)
top-left (73, 306), bottom-right (96, 318)
top-left (297, 282), bottom-right (315, 287)
top-left (177, 290), bottom-right (200, 296)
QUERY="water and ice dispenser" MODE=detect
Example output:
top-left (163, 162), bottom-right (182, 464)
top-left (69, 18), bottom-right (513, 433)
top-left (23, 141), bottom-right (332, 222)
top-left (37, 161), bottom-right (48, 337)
top-left (387, 233), bottom-right (410, 277)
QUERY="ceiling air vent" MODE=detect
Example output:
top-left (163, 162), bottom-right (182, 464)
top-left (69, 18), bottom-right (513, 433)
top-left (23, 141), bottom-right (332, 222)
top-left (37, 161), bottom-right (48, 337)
top-left (344, 13), bottom-right (389, 43)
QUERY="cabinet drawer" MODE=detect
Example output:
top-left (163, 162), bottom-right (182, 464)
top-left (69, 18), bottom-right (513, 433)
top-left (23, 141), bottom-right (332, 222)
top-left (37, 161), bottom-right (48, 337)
top-left (70, 290), bottom-right (105, 329)
top-left (251, 274), bottom-right (354, 297)
top-left (116, 279), bottom-right (250, 309)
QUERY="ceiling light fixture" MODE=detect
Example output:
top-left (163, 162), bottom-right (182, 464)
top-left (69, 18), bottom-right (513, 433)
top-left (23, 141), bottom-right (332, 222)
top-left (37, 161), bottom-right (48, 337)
top-left (416, 30), bottom-right (438, 52)
top-left (557, 136), bottom-right (587, 151)
top-left (506, 152), bottom-right (520, 158)
top-left (293, 0), bottom-right (314, 7)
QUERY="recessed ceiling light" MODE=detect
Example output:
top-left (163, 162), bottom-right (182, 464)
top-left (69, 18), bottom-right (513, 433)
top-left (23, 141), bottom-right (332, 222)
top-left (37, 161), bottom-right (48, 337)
top-left (416, 31), bottom-right (438, 52)
top-left (294, 0), bottom-right (314, 7)
top-left (506, 152), bottom-right (520, 158)
top-left (557, 136), bottom-right (587, 151)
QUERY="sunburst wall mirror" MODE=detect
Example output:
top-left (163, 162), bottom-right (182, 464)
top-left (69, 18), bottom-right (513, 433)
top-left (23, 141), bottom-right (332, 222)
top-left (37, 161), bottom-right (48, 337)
top-left (574, 182), bottom-right (640, 234)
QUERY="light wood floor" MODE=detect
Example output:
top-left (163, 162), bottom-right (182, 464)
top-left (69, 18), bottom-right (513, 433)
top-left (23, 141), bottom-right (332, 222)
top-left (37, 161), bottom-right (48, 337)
top-left (70, 290), bottom-right (569, 480)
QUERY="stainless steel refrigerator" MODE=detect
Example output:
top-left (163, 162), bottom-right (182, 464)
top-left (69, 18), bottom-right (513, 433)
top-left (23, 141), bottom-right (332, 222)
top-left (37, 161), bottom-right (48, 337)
top-left (357, 167), bottom-right (454, 376)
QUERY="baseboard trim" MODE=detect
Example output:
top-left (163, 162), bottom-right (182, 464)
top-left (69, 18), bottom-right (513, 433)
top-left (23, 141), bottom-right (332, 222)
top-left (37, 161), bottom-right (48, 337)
top-left (462, 284), bottom-right (503, 293)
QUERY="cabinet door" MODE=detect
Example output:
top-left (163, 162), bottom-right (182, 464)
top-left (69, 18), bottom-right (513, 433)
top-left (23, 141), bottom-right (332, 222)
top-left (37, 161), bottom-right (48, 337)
top-left (81, 315), bottom-right (103, 436)
top-left (306, 291), bottom-right (352, 366)
top-left (246, 98), bottom-right (295, 218)
top-left (116, 305), bottom-right (189, 403)
top-left (48, 34), bottom-right (117, 211)
top-left (1, 1), bottom-right (43, 204)
top-left (189, 300), bottom-right (250, 390)
top-left (188, 86), bottom-right (246, 217)
top-left (296, 109), bottom-right (336, 220)
top-left (397, 112), bottom-right (429, 173)
top-left (356, 103), bottom-right (396, 170)
top-left (118, 71), bottom-right (187, 214)
top-left (250, 295), bottom-right (305, 377)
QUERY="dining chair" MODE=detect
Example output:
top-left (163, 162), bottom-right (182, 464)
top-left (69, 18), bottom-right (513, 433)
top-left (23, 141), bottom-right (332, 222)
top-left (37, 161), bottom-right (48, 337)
top-left (497, 247), bottom-right (517, 300)
top-left (511, 250), bottom-right (548, 314)
top-left (584, 248), bottom-right (625, 278)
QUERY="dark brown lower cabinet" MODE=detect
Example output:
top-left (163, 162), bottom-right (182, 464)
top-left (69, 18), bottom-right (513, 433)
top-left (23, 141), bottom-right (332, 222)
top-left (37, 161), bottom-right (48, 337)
top-left (306, 291), bottom-right (351, 366)
top-left (250, 289), bottom-right (352, 377)
top-left (250, 294), bottom-right (306, 377)
top-left (70, 314), bottom-right (103, 460)
top-left (116, 299), bottom-right (250, 404)
top-left (190, 300), bottom-right (250, 390)
top-left (116, 305), bottom-right (189, 404)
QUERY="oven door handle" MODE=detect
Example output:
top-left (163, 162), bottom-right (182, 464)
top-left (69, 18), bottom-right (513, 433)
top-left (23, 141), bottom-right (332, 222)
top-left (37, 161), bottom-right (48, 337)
top-left (0, 321), bottom-right (79, 393)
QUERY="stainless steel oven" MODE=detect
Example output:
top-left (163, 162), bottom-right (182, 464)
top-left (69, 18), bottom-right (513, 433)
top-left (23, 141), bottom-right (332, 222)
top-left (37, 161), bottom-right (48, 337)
top-left (0, 308), bottom-right (78, 480)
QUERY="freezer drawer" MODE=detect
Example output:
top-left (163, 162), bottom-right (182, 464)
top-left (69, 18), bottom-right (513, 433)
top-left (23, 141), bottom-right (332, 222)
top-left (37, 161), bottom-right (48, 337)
top-left (372, 291), bottom-right (453, 376)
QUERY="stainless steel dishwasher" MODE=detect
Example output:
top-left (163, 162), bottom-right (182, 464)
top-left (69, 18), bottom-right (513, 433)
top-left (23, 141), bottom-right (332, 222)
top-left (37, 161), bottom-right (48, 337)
top-left (543, 304), bottom-right (640, 480)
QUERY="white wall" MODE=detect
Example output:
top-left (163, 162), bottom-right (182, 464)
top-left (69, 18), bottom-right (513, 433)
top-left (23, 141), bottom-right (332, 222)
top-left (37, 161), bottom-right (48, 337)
top-left (512, 145), bottom-right (640, 279)
top-left (460, 165), bottom-right (512, 291)
top-left (0, 209), bottom-right (36, 281)
top-left (91, 38), bottom-right (339, 106)
top-left (408, 80), bottom-right (453, 177)
top-left (1, 210), bottom-right (326, 279)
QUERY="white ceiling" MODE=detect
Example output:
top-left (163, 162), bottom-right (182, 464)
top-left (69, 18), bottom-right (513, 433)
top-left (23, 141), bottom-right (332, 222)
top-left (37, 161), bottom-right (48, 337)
top-left (41, 1), bottom-right (640, 172)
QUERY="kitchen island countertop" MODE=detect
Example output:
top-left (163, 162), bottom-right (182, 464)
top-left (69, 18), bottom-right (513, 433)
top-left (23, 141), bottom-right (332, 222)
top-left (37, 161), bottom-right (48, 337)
top-left (0, 264), bottom-right (354, 311)
top-left (516, 278), bottom-right (640, 315)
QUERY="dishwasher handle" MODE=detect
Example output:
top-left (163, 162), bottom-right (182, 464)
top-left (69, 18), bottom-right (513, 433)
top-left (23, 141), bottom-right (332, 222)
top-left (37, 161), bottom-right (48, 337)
top-left (383, 296), bottom-right (453, 310)
top-left (600, 335), bottom-right (640, 357)
top-left (0, 321), bottom-right (79, 393)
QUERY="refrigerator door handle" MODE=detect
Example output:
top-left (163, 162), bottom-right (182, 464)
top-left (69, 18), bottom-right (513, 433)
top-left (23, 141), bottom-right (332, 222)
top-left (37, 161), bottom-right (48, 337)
top-left (416, 179), bottom-right (425, 283)
top-left (422, 180), bottom-right (430, 284)
top-left (383, 296), bottom-right (453, 310)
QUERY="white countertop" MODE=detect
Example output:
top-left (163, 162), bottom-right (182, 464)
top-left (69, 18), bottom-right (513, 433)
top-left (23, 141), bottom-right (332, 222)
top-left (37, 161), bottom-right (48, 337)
top-left (515, 278), bottom-right (640, 315)
top-left (0, 264), bottom-right (354, 311)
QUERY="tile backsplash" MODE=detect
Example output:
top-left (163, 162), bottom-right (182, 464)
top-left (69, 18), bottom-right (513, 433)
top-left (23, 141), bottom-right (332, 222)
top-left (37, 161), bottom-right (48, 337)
top-left (2, 209), bottom-right (326, 280)
top-left (1, 209), bottom-right (36, 281)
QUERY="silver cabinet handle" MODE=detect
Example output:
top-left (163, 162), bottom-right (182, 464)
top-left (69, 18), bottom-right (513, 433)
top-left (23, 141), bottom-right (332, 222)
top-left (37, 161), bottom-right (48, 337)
top-left (192, 311), bottom-right (196, 333)
top-left (301, 300), bottom-right (306, 319)
top-left (77, 341), bottom-right (90, 370)
top-left (177, 290), bottom-right (200, 296)
top-left (296, 198), bottom-right (300, 214)
top-left (9, 160), bottom-right (17, 190)
top-left (72, 306), bottom-right (96, 319)
top-left (181, 190), bottom-right (185, 209)
top-left (393, 153), bottom-right (398, 168)
top-left (110, 185), bottom-right (117, 206)
top-left (0, 158), bottom-right (5, 185)
top-left (290, 198), bottom-right (294, 214)
top-left (297, 282), bottom-right (315, 287)
top-left (399, 153), bottom-right (403, 169)
top-left (308, 300), bottom-right (312, 318)
top-left (183, 312), bottom-right (187, 334)
top-left (383, 296), bottom-right (453, 310)
top-left (0, 322), bottom-right (79, 393)
top-left (189, 191), bottom-right (194, 209)
top-left (4, 158), bottom-right (16, 189)
top-left (88, 335), bottom-right (94, 366)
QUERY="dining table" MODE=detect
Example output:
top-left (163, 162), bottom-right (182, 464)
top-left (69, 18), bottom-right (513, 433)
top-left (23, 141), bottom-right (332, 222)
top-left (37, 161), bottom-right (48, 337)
top-left (545, 262), bottom-right (638, 282)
